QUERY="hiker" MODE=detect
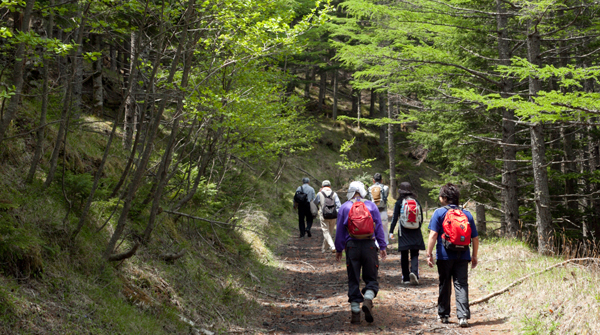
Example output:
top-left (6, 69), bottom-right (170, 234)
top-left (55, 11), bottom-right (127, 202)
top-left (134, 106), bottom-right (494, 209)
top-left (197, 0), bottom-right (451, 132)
top-left (426, 183), bottom-right (479, 328)
top-left (367, 173), bottom-right (390, 245)
top-left (313, 180), bottom-right (342, 253)
top-left (335, 181), bottom-right (387, 324)
top-left (389, 181), bottom-right (425, 285)
top-left (293, 177), bottom-right (316, 238)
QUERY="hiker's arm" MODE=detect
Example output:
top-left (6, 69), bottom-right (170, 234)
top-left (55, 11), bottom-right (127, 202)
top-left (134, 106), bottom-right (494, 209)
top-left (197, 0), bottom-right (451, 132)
top-left (426, 230), bottom-right (438, 268)
top-left (471, 236), bottom-right (479, 268)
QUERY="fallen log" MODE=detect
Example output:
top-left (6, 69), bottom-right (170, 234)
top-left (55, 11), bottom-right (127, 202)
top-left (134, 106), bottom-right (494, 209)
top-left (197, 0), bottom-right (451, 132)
top-left (471, 257), bottom-right (598, 305)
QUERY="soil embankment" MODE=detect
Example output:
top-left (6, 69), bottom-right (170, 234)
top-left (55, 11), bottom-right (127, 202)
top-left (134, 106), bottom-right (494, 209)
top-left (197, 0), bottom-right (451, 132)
top-left (259, 218), bottom-right (512, 334)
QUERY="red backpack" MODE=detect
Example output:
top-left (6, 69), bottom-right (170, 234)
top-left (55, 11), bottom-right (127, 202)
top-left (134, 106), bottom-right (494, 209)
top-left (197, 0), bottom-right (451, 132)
top-left (347, 199), bottom-right (375, 239)
top-left (441, 206), bottom-right (472, 251)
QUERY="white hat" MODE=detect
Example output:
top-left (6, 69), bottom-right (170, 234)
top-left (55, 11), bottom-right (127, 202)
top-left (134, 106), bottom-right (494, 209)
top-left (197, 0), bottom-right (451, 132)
top-left (322, 180), bottom-right (331, 187)
top-left (346, 181), bottom-right (367, 200)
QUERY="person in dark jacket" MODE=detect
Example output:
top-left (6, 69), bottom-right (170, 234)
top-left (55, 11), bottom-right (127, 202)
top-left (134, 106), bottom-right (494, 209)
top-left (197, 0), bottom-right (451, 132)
top-left (389, 182), bottom-right (426, 285)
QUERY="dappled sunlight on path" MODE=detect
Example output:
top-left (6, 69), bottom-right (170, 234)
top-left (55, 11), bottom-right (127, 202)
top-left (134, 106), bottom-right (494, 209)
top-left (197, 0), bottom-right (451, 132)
top-left (258, 222), bottom-right (512, 334)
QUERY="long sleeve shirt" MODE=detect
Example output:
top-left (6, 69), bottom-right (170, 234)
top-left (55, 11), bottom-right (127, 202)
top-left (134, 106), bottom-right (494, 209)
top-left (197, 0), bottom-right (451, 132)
top-left (334, 197), bottom-right (387, 252)
top-left (295, 184), bottom-right (316, 203)
top-left (313, 188), bottom-right (342, 210)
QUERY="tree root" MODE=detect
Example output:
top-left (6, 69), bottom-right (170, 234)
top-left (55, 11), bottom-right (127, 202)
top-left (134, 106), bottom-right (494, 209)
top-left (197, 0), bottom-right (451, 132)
top-left (471, 257), bottom-right (598, 305)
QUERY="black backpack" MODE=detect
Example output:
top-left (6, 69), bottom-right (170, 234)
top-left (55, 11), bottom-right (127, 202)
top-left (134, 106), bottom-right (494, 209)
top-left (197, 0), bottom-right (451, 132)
top-left (322, 191), bottom-right (338, 219)
top-left (294, 186), bottom-right (309, 204)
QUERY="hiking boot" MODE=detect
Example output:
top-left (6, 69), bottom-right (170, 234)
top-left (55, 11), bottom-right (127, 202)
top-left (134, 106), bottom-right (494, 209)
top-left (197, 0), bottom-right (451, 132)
top-left (437, 315), bottom-right (449, 324)
top-left (409, 272), bottom-right (419, 285)
top-left (459, 318), bottom-right (468, 327)
top-left (401, 281), bottom-right (411, 285)
top-left (362, 299), bottom-right (374, 323)
top-left (306, 230), bottom-right (312, 237)
top-left (351, 312), bottom-right (361, 324)
top-left (299, 234), bottom-right (305, 238)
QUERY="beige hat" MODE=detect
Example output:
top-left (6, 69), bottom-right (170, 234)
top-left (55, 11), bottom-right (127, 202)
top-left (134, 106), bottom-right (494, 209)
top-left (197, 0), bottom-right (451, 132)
top-left (322, 180), bottom-right (331, 187)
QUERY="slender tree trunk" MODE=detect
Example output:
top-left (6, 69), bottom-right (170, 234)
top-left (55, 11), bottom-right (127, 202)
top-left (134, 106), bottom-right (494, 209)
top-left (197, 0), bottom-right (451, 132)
top-left (332, 69), bottom-right (338, 120)
top-left (304, 67), bottom-right (311, 99)
top-left (123, 31), bottom-right (138, 151)
top-left (143, 30), bottom-right (199, 242)
top-left (318, 69), bottom-right (326, 111)
top-left (497, 0), bottom-right (519, 237)
top-left (44, 4), bottom-right (89, 187)
top-left (561, 126), bottom-right (578, 219)
top-left (0, 0), bottom-right (35, 143)
top-left (476, 203), bottom-right (487, 237)
top-left (71, 5), bottom-right (85, 117)
top-left (104, 0), bottom-right (193, 261)
top-left (527, 22), bottom-right (553, 254)
top-left (72, 13), bottom-right (158, 240)
top-left (387, 91), bottom-right (396, 199)
top-left (370, 89), bottom-right (376, 117)
top-left (357, 89), bottom-right (361, 129)
top-left (92, 34), bottom-right (103, 116)
top-left (110, 43), bottom-right (117, 73)
top-left (379, 92), bottom-right (386, 159)
top-left (26, 0), bottom-right (53, 183)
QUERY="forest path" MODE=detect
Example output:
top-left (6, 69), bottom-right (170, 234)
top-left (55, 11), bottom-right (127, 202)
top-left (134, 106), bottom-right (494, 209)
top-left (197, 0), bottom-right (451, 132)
top-left (260, 217), bottom-right (512, 334)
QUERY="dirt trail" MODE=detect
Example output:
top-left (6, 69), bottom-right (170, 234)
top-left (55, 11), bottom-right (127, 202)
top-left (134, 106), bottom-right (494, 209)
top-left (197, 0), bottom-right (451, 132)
top-left (260, 223), bottom-right (512, 334)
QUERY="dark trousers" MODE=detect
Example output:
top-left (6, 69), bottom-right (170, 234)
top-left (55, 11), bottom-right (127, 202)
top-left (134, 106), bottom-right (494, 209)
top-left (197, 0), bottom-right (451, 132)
top-left (298, 203), bottom-right (313, 236)
top-left (345, 239), bottom-right (379, 303)
top-left (400, 249), bottom-right (420, 282)
top-left (436, 259), bottom-right (470, 319)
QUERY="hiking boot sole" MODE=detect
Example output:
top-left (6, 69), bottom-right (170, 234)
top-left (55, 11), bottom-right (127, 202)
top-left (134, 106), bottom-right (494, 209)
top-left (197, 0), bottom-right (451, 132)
top-left (362, 299), bottom-right (374, 323)
top-left (409, 272), bottom-right (419, 285)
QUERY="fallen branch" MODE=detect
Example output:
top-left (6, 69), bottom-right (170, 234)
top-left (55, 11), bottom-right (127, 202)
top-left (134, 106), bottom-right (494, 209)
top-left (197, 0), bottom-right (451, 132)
top-left (107, 241), bottom-right (141, 262)
top-left (471, 257), bottom-right (599, 305)
top-left (159, 249), bottom-right (186, 261)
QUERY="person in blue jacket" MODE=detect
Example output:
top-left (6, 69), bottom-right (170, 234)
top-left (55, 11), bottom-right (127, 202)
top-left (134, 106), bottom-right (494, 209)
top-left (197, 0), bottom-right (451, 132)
top-left (335, 181), bottom-right (387, 325)
top-left (426, 183), bottom-right (479, 328)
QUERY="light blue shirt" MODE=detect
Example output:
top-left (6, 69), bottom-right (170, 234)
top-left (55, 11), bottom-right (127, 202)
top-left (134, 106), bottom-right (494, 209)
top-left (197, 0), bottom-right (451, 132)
top-left (296, 184), bottom-right (316, 202)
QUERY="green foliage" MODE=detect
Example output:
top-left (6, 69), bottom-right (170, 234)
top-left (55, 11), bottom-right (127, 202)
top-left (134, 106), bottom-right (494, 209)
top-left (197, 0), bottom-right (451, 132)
top-left (336, 137), bottom-right (376, 170)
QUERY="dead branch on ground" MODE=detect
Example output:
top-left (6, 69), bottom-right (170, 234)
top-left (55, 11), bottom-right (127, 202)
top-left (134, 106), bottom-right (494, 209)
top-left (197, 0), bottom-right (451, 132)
top-left (471, 257), bottom-right (599, 305)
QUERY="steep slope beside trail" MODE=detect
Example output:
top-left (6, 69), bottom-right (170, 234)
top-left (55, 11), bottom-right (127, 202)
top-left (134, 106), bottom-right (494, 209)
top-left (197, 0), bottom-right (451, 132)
top-left (258, 217), bottom-right (512, 334)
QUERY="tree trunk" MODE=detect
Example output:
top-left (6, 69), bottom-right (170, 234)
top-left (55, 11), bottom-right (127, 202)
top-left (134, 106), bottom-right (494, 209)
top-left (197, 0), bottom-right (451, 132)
top-left (123, 31), bottom-right (138, 151)
top-left (304, 67), bottom-right (311, 99)
top-left (104, 1), bottom-right (193, 260)
top-left (44, 4), bottom-right (89, 187)
top-left (476, 204), bottom-right (487, 236)
top-left (143, 30), bottom-right (199, 242)
top-left (561, 126), bottom-right (578, 220)
top-left (92, 34), bottom-right (103, 116)
top-left (387, 92), bottom-right (396, 199)
top-left (357, 89), bottom-right (361, 129)
top-left (26, 0), bottom-right (53, 183)
top-left (332, 70), bottom-right (338, 120)
top-left (0, 0), bottom-right (35, 143)
top-left (370, 89), bottom-right (376, 117)
top-left (527, 22), bottom-right (553, 255)
top-left (318, 69), bottom-right (326, 111)
top-left (110, 43), bottom-right (117, 73)
top-left (379, 92), bottom-right (386, 159)
top-left (497, 0), bottom-right (519, 237)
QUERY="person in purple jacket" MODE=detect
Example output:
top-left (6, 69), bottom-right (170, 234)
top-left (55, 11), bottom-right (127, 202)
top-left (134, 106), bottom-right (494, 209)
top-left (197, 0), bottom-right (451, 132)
top-left (335, 181), bottom-right (387, 325)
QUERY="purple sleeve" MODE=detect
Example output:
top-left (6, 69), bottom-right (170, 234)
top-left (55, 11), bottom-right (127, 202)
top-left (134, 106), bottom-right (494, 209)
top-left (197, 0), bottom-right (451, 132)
top-left (335, 202), bottom-right (351, 252)
top-left (367, 201), bottom-right (387, 250)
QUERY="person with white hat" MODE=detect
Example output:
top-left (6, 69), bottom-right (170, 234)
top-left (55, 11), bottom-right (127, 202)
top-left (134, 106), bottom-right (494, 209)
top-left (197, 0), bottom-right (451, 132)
top-left (313, 180), bottom-right (342, 253)
top-left (335, 181), bottom-right (387, 324)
